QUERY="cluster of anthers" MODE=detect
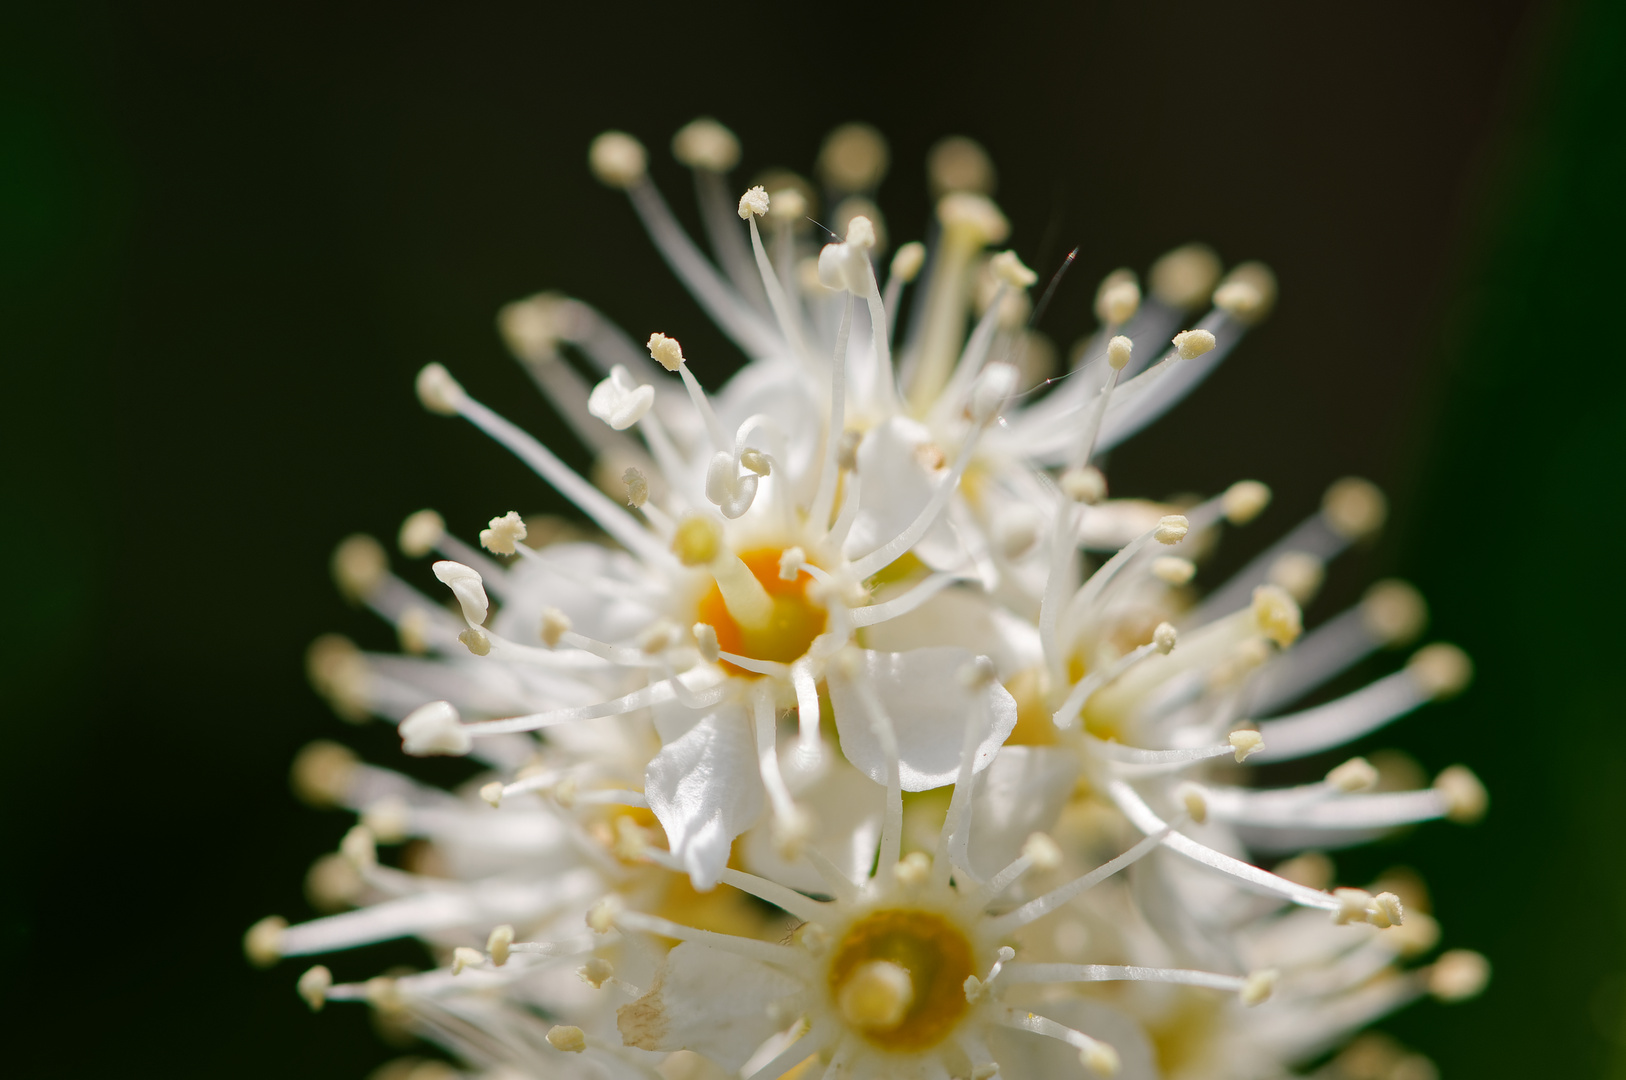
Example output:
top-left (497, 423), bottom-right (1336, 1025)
top-left (250, 119), bottom-right (1489, 1080)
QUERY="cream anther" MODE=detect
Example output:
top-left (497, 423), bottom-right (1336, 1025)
top-left (244, 915), bottom-right (287, 967)
top-left (587, 896), bottom-right (621, 934)
top-left (433, 560), bottom-right (490, 626)
top-left (646, 331), bottom-right (686, 372)
top-left (1023, 832), bottom-right (1064, 871)
top-left (737, 185), bottom-right (770, 220)
top-left (1178, 784), bottom-right (1209, 824)
top-left (588, 131), bottom-right (647, 188)
top-left (671, 513), bottom-right (722, 566)
top-left (817, 122), bottom-right (889, 191)
top-left (845, 214), bottom-right (877, 250)
top-left (1153, 515), bottom-right (1190, 545)
top-left (480, 781), bottom-right (504, 808)
top-left (306, 634), bottom-right (369, 722)
top-left (399, 610), bottom-right (426, 663)
top-left (1172, 328), bottom-right (1217, 360)
top-left (339, 824), bottom-right (376, 870)
top-left (1251, 585), bottom-right (1303, 646)
top-left (1094, 270), bottom-right (1140, 326)
top-left (540, 607), bottom-right (572, 647)
top-left (1434, 765), bottom-right (1488, 824)
top-left (398, 509), bottom-right (445, 557)
top-left (768, 186), bottom-right (807, 222)
top-left (1151, 557), bottom-right (1195, 586)
top-left (991, 250), bottom-right (1037, 288)
top-left (578, 957), bottom-right (614, 988)
top-left (399, 700), bottom-right (472, 757)
top-left (1106, 334), bottom-right (1133, 370)
top-left (928, 135), bottom-right (997, 196)
top-left (362, 796), bottom-right (409, 844)
top-left (1408, 643), bottom-right (1473, 700)
top-left (623, 467), bottom-right (649, 509)
top-left (1153, 622), bottom-right (1178, 654)
top-left (1268, 551), bottom-right (1325, 603)
top-left (480, 511), bottom-right (528, 555)
top-left (1223, 480), bottom-right (1272, 525)
top-left (639, 619), bottom-right (682, 655)
top-left (937, 192), bottom-right (1010, 245)
top-left (292, 740), bottom-right (358, 808)
top-left (838, 960), bottom-right (915, 1031)
top-left (1275, 852), bottom-right (1334, 890)
top-left (1229, 729), bottom-right (1264, 763)
top-left (969, 362), bottom-right (1019, 424)
top-left (297, 965), bottom-right (331, 1012)
top-left (1239, 969), bottom-right (1277, 1007)
top-left (693, 623), bottom-right (720, 663)
top-left (778, 548), bottom-right (806, 581)
top-left (1429, 950), bottom-right (1490, 1002)
top-left (547, 1025), bottom-right (588, 1053)
top-left (1323, 477), bottom-right (1388, 540)
top-left (1367, 891), bottom-right (1405, 929)
top-left (588, 365), bottom-right (655, 430)
top-left (740, 448), bottom-right (770, 476)
top-left (1332, 887), bottom-right (1375, 925)
top-left (1213, 262), bottom-right (1277, 324)
top-left (1327, 757), bottom-right (1379, 793)
top-left (332, 534), bottom-right (387, 602)
top-left (497, 291), bottom-right (580, 358)
top-left (890, 241), bottom-right (926, 283)
top-left (1080, 1042), bottom-right (1121, 1077)
top-left (458, 627), bottom-right (491, 656)
top-left (1061, 465), bottom-right (1107, 504)
top-left (672, 117), bottom-right (740, 172)
top-left (1361, 580), bottom-right (1428, 646)
top-left (1149, 243), bottom-right (1222, 309)
top-left (452, 946), bottom-right (484, 975)
top-left (415, 362), bottom-right (466, 415)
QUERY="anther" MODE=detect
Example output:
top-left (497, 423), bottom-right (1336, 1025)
top-left (1327, 757), bottom-right (1379, 793)
top-left (1023, 832), bottom-right (1063, 871)
top-left (1080, 1042), bottom-right (1121, 1077)
top-left (458, 627), bottom-right (491, 656)
top-left (588, 131), bottom-right (647, 189)
top-left (1222, 480), bottom-right (1272, 525)
top-left (398, 509), bottom-right (446, 557)
top-left (1408, 643), bottom-right (1473, 700)
top-left (672, 117), bottom-right (740, 172)
top-left (1434, 765), bottom-right (1488, 824)
top-left (623, 467), bottom-right (649, 509)
top-left (487, 924), bottom-right (514, 966)
top-left (778, 548), bottom-right (806, 581)
top-left (928, 135), bottom-right (997, 197)
top-left (1172, 329), bottom-right (1217, 360)
top-left (890, 241), bottom-right (926, 283)
top-left (1251, 585), bottom-right (1303, 647)
top-left (1153, 622), bottom-right (1179, 654)
top-left (578, 957), bottom-right (614, 988)
top-left (452, 946), bottom-right (484, 974)
top-left (1151, 557), bottom-right (1195, 586)
top-left (586, 896), bottom-right (621, 934)
top-left (540, 607), bottom-right (572, 647)
top-left (397, 607), bottom-right (431, 655)
top-left (1153, 515), bottom-right (1190, 545)
top-left (1428, 950), bottom-right (1490, 1002)
top-left (340, 824), bottom-right (377, 869)
top-left (1322, 477), bottom-right (1388, 540)
top-left (362, 796), bottom-right (409, 843)
top-left (244, 915), bottom-right (287, 968)
top-left (1239, 969), bottom-right (1277, 1007)
top-left (480, 511), bottom-right (528, 555)
top-left (1361, 580), bottom-right (1428, 647)
top-left (1178, 784), bottom-right (1209, 824)
top-left (297, 965), bottom-right (331, 1012)
top-left (1061, 465), bottom-right (1107, 504)
top-left (693, 623), bottom-right (720, 663)
top-left (1149, 243), bottom-right (1222, 309)
top-left (646, 331), bottom-right (687, 372)
top-left (480, 781), bottom-right (503, 808)
top-left (817, 123), bottom-right (889, 192)
top-left (399, 700), bottom-right (471, 757)
top-left (1229, 729), bottom-right (1264, 763)
top-left (1106, 334), bottom-right (1133, 370)
top-left (1268, 551), bottom-right (1325, 603)
top-left (291, 740), bottom-right (358, 808)
top-left (547, 1025), bottom-right (589, 1053)
top-left (991, 250), bottom-right (1037, 288)
top-left (937, 192), bottom-right (1010, 245)
top-left (1212, 261), bottom-right (1277, 324)
top-left (332, 534), bottom-right (387, 603)
top-left (1367, 891), bottom-right (1405, 929)
top-left (415, 362), bottom-right (466, 415)
top-left (1331, 887), bottom-right (1375, 925)
top-left (1093, 269), bottom-right (1140, 327)
top-left (737, 185), bottom-right (770, 219)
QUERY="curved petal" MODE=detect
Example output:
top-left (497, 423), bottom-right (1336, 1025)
top-left (967, 746), bottom-right (1081, 878)
top-left (646, 705), bottom-right (764, 889)
top-left (617, 942), bottom-right (802, 1071)
top-left (828, 647), bottom-right (1017, 792)
top-left (742, 756), bottom-right (884, 893)
top-left (842, 416), bottom-right (964, 570)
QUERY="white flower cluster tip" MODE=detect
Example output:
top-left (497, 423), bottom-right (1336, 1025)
top-left (262, 118), bottom-right (1488, 1080)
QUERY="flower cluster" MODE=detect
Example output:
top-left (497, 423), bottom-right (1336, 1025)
top-left (251, 119), bottom-right (1488, 1080)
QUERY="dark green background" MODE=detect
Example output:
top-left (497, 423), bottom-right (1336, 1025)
top-left (4, 1), bottom-right (1621, 1075)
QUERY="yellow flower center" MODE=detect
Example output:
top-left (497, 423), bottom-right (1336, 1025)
top-left (827, 909), bottom-right (976, 1052)
top-left (697, 548), bottom-right (828, 676)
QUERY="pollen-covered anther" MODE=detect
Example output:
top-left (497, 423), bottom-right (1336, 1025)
top-left (297, 965), bottom-right (331, 1011)
top-left (399, 700), bottom-right (471, 757)
top-left (486, 924), bottom-right (514, 966)
top-left (1361, 580), bottom-right (1428, 646)
top-left (588, 365), bottom-right (655, 430)
top-left (1268, 551), bottom-right (1325, 603)
top-left (1178, 784), bottom-right (1209, 824)
top-left (991, 250), bottom-right (1037, 289)
top-left (1327, 757), bottom-right (1379, 793)
top-left (547, 1025), bottom-right (589, 1053)
top-left (340, 824), bottom-right (377, 869)
top-left (838, 960), bottom-right (915, 1031)
top-left (1080, 1042), bottom-right (1122, 1077)
top-left (458, 627), bottom-right (490, 656)
top-left (639, 619), bottom-right (682, 655)
top-left (693, 622), bottom-right (720, 663)
top-left (576, 957), bottom-right (614, 988)
top-left (1023, 832), bottom-right (1064, 871)
top-left (1172, 328), bottom-right (1217, 360)
top-left (1323, 477), bottom-right (1388, 540)
top-left (1251, 584), bottom-right (1303, 646)
top-left (673, 117), bottom-right (740, 172)
top-left (1229, 729), bottom-right (1264, 763)
top-left (623, 467), bottom-right (649, 508)
top-left (1434, 765), bottom-right (1488, 824)
top-left (1428, 950), bottom-right (1491, 1002)
top-left (1240, 969), bottom-right (1278, 1007)
top-left (480, 781), bottom-right (504, 808)
top-left (938, 192), bottom-right (1010, 245)
top-left (587, 896), bottom-right (622, 934)
top-left (740, 448), bottom-right (770, 476)
top-left (1151, 556), bottom-right (1195, 586)
top-left (540, 607), bottom-right (572, 647)
top-left (1106, 334), bottom-right (1133, 370)
top-left (737, 185), bottom-right (770, 219)
top-left (970, 1064), bottom-right (1001, 1080)
top-left (1061, 465), bottom-right (1107, 504)
top-left (1408, 643), bottom-right (1474, 701)
top-left (1093, 269), bottom-right (1140, 327)
top-left (767, 185), bottom-right (808, 223)
top-left (244, 915), bottom-right (287, 968)
top-left (1366, 891), bottom-right (1405, 929)
top-left (589, 131), bottom-right (647, 188)
top-left (451, 946), bottom-right (484, 975)
top-left (671, 513), bottom-right (723, 566)
top-left (646, 331), bottom-right (686, 372)
top-left (818, 122), bottom-right (889, 191)
top-left (1153, 515), bottom-right (1190, 545)
top-left (480, 511), bottom-right (528, 555)
top-left (332, 534), bottom-right (387, 602)
top-left (1213, 261), bottom-right (1278, 324)
top-left (777, 548), bottom-right (806, 581)
top-left (1149, 243), bottom-right (1222, 309)
top-left (1331, 887), bottom-right (1376, 926)
top-left (415, 362), bottom-right (466, 415)
top-left (1223, 479), bottom-right (1272, 525)
top-left (398, 509), bottom-right (445, 557)
top-left (362, 796), bottom-right (409, 843)
top-left (291, 740), bottom-right (358, 808)
top-left (891, 241), bottom-right (926, 283)
top-left (1153, 622), bottom-right (1178, 654)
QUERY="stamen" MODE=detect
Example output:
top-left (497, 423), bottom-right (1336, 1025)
top-left (1002, 963), bottom-right (1247, 995)
top-left (999, 1009), bottom-right (1120, 1077)
top-left (985, 824), bottom-right (1172, 935)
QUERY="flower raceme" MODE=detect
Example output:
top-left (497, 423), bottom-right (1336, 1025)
top-left (254, 119), bottom-right (1488, 1079)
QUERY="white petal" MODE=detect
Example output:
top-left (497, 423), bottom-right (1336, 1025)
top-left (967, 746), bottom-right (1080, 878)
top-left (646, 706), bottom-right (765, 888)
top-left (742, 756), bottom-right (883, 893)
top-left (432, 560), bottom-right (489, 626)
top-left (827, 647), bottom-right (1017, 792)
top-left (842, 416), bottom-right (964, 570)
top-left (617, 942), bottom-right (802, 1070)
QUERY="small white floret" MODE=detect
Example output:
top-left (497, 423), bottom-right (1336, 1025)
top-left (399, 700), bottom-right (471, 757)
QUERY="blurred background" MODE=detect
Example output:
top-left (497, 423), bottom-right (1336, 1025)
top-left (4, 0), bottom-right (1622, 1075)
